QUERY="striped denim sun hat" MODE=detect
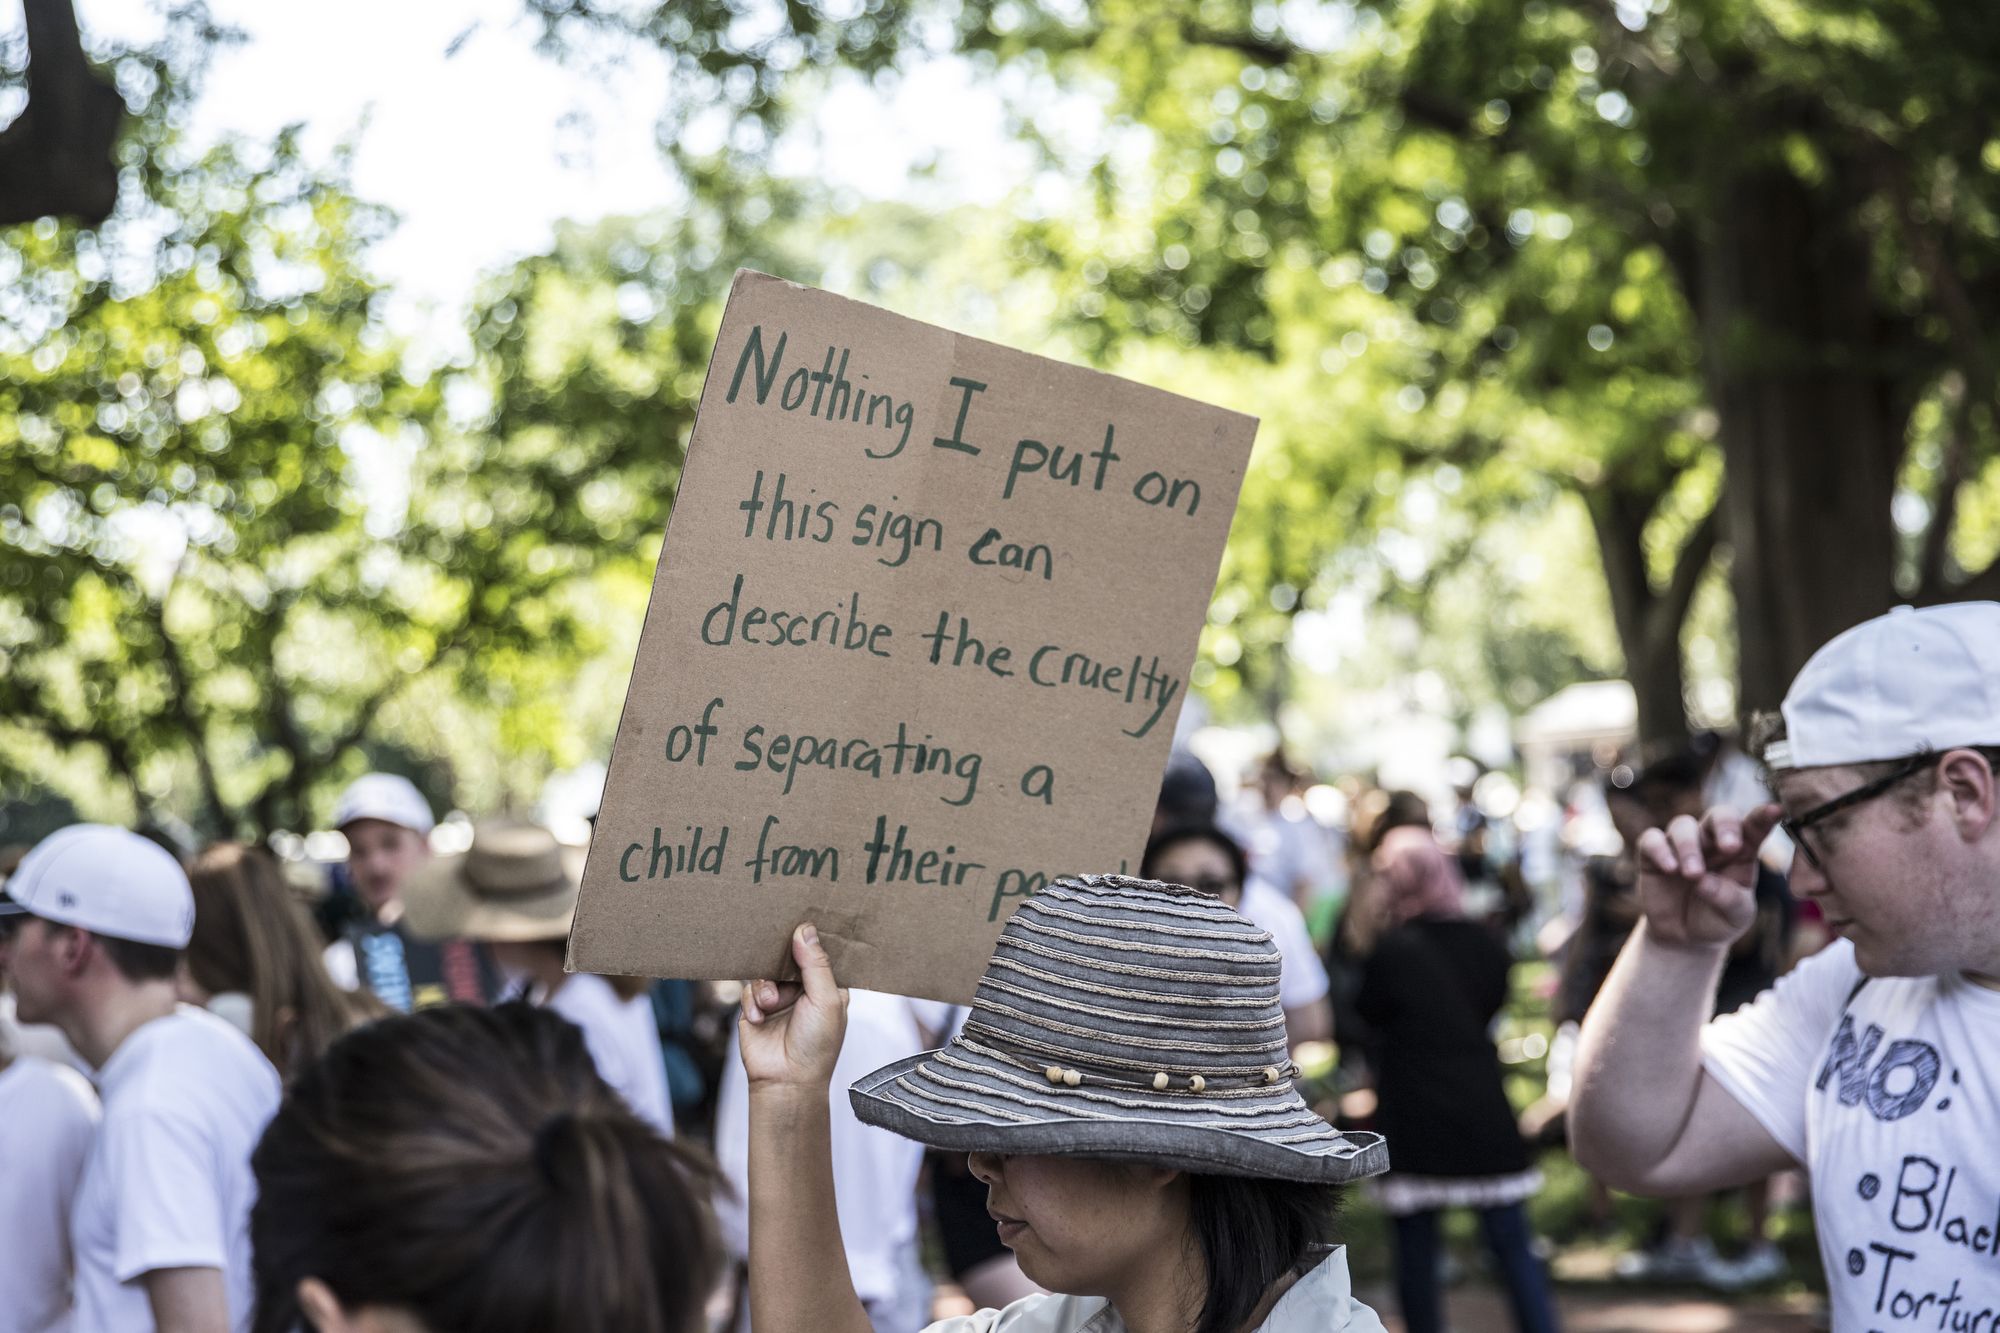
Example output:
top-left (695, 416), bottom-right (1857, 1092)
top-left (850, 875), bottom-right (1388, 1182)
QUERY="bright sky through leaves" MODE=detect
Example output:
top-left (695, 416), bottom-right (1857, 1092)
top-left (63, 0), bottom-right (1031, 322)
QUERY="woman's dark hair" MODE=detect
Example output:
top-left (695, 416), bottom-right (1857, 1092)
top-left (1364, 790), bottom-right (1431, 854)
top-left (251, 1003), bottom-right (723, 1333)
top-left (1156, 753), bottom-right (1221, 826)
top-left (1141, 824), bottom-right (1249, 892)
top-left (1186, 1174), bottom-right (1341, 1333)
top-left (188, 842), bottom-right (362, 1081)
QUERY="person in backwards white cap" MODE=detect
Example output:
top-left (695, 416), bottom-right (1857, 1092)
top-left (322, 773), bottom-right (499, 1011)
top-left (0, 825), bottom-right (280, 1333)
top-left (0, 847), bottom-right (100, 1333)
top-left (1571, 603), bottom-right (2000, 1323)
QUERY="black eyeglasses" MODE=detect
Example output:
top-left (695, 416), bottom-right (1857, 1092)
top-left (1184, 875), bottom-right (1241, 898)
top-left (1780, 752), bottom-right (1938, 871)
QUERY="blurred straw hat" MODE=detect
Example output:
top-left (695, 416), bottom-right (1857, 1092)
top-left (402, 820), bottom-right (582, 943)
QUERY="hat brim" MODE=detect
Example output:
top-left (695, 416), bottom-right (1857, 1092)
top-left (0, 896), bottom-right (29, 917)
top-left (401, 846), bottom-right (584, 943)
top-left (850, 1044), bottom-right (1388, 1185)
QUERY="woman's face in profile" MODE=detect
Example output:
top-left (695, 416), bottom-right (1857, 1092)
top-left (1147, 839), bottom-right (1242, 908)
top-left (966, 1152), bottom-right (1185, 1295)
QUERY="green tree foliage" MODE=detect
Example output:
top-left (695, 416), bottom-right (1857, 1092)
top-left (0, 125), bottom-right (827, 837)
top-left (0, 6), bottom-right (742, 835)
top-left (547, 0), bottom-right (2000, 744)
top-left (429, 181), bottom-right (827, 799)
top-left (0, 124), bottom-right (454, 837)
top-left (0, 66), bottom-right (956, 838)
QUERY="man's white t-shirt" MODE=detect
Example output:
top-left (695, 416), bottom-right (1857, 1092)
top-left (541, 973), bottom-right (675, 1138)
top-left (0, 1057), bottom-right (100, 1333)
top-left (1702, 940), bottom-right (2000, 1329)
top-left (70, 1007), bottom-right (281, 1333)
top-left (1238, 879), bottom-right (1332, 1011)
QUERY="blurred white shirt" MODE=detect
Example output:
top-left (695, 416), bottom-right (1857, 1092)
top-left (716, 989), bottom-right (931, 1330)
top-left (0, 1056), bottom-right (100, 1333)
top-left (537, 973), bottom-right (675, 1139)
top-left (1237, 879), bottom-right (1331, 1010)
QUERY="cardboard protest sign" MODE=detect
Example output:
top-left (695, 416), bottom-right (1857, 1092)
top-left (570, 270), bottom-right (1256, 1001)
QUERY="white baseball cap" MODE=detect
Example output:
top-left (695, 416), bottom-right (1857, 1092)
top-left (332, 773), bottom-right (436, 836)
top-left (0, 825), bottom-right (195, 949)
top-left (1766, 602), bottom-right (2000, 771)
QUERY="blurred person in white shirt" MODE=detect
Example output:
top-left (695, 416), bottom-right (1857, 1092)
top-left (1231, 752), bottom-right (1341, 916)
top-left (0, 844), bottom-right (101, 1333)
top-left (715, 989), bottom-right (939, 1331)
top-left (1143, 824), bottom-right (1334, 1051)
top-left (0, 825), bottom-right (281, 1333)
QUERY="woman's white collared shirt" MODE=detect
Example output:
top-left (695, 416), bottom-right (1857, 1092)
top-left (920, 1247), bottom-right (1385, 1333)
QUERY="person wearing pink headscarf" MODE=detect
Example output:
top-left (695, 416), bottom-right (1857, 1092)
top-left (1353, 824), bottom-right (1559, 1333)
top-left (1374, 825), bottom-right (1468, 925)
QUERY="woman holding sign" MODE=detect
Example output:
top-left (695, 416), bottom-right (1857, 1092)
top-left (741, 875), bottom-right (1389, 1333)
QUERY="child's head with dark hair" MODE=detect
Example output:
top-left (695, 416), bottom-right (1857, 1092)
top-left (251, 1003), bottom-right (723, 1333)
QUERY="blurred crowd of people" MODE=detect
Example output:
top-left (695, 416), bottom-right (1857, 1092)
top-left (1146, 727), bottom-right (1813, 1323)
top-left (0, 735), bottom-right (1802, 1333)
top-left (6, 602), bottom-right (2000, 1332)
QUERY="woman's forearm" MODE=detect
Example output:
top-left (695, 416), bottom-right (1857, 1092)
top-left (747, 1084), bottom-right (873, 1333)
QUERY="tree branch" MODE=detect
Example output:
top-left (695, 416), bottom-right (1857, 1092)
top-left (317, 678), bottom-right (407, 769)
top-left (0, 0), bottom-right (128, 225)
top-left (146, 567), bottom-right (234, 837)
top-left (1874, 148), bottom-right (2000, 596)
top-left (24, 712), bottom-right (148, 818)
top-left (1878, 151), bottom-right (1998, 411)
top-left (1932, 555), bottom-right (2000, 607)
top-left (238, 603), bottom-right (475, 834)
top-left (1584, 484), bottom-right (1654, 634)
top-left (1918, 382), bottom-right (1975, 601)
top-left (1178, 22), bottom-right (1296, 67)
top-left (1660, 497), bottom-right (1722, 631)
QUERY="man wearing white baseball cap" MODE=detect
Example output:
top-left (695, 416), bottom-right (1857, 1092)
top-left (322, 773), bottom-right (499, 1010)
top-left (1572, 603), bottom-right (2000, 1324)
top-left (0, 825), bottom-right (280, 1333)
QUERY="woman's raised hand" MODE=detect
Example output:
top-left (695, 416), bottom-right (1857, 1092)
top-left (739, 923), bottom-right (849, 1092)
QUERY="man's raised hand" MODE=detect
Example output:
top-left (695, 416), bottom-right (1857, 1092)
top-left (1631, 804), bottom-right (1781, 951)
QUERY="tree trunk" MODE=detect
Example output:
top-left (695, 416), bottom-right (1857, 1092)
top-left (1626, 618), bottom-right (1690, 751)
top-left (1697, 160), bottom-right (1902, 716)
top-left (1585, 487), bottom-right (1701, 750)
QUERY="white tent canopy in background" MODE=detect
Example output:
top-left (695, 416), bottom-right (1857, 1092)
top-left (1515, 680), bottom-right (1637, 797)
